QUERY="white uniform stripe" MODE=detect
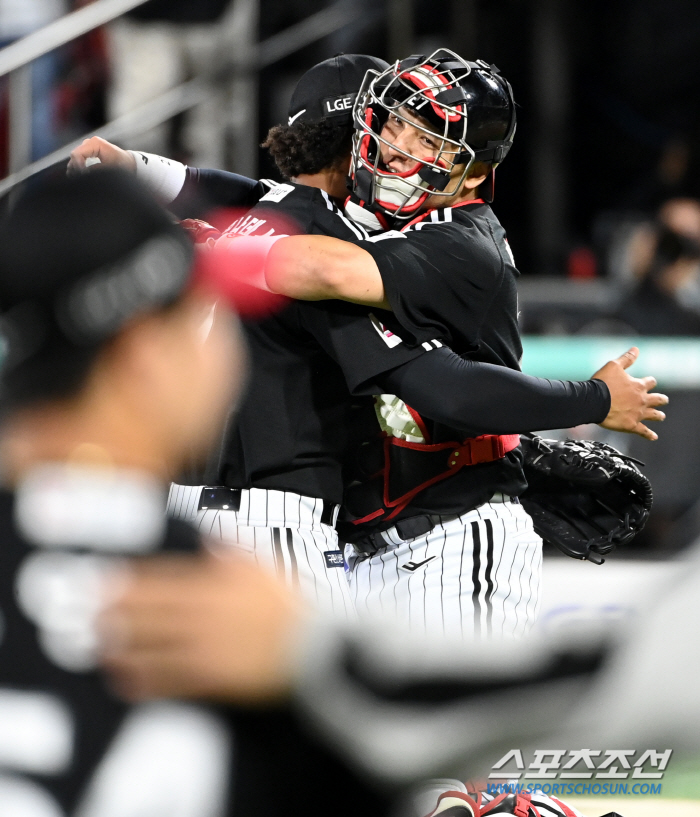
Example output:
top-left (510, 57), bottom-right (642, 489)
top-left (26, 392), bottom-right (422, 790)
top-left (492, 516), bottom-right (507, 633)
top-left (322, 190), bottom-right (369, 239)
top-left (438, 522), bottom-right (446, 634)
top-left (458, 524), bottom-right (467, 639)
top-left (406, 539), bottom-right (415, 629)
top-left (337, 209), bottom-right (370, 239)
top-left (422, 533), bottom-right (429, 632)
top-left (513, 543), bottom-right (530, 636)
top-left (377, 548), bottom-right (388, 614)
top-left (498, 534), bottom-right (519, 630)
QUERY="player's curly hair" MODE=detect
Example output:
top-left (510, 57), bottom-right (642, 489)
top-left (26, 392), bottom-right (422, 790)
top-left (262, 119), bottom-right (354, 178)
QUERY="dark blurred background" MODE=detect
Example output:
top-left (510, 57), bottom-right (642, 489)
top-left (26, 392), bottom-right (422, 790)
top-left (6, 1), bottom-right (700, 283)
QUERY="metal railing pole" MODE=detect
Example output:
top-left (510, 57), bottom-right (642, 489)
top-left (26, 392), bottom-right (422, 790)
top-left (8, 65), bottom-right (32, 173)
top-left (0, 0), bottom-right (150, 79)
top-left (0, 0), bottom-right (370, 193)
top-left (221, 0), bottom-right (260, 178)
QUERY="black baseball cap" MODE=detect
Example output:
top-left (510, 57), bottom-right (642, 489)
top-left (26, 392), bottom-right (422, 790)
top-left (0, 170), bottom-right (193, 406)
top-left (287, 54), bottom-right (389, 126)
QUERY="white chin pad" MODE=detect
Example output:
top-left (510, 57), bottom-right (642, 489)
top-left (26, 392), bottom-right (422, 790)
top-left (374, 170), bottom-right (429, 211)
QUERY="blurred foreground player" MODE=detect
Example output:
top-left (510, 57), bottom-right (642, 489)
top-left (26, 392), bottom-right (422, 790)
top-left (0, 169), bottom-right (250, 817)
top-left (0, 170), bottom-right (395, 817)
top-left (101, 512), bottom-right (700, 804)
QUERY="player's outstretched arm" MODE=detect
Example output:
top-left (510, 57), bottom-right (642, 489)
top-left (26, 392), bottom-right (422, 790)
top-left (372, 346), bottom-right (666, 440)
top-left (69, 138), bottom-right (261, 213)
top-left (266, 235), bottom-right (390, 309)
top-left (590, 347), bottom-right (668, 441)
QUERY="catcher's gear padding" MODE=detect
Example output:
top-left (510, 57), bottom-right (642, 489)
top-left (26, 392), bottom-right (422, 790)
top-left (476, 788), bottom-right (593, 817)
top-left (519, 435), bottom-right (653, 564)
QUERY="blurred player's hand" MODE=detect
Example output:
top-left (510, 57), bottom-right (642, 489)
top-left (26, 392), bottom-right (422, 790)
top-left (591, 347), bottom-right (668, 440)
top-left (67, 136), bottom-right (136, 175)
top-left (180, 218), bottom-right (222, 244)
top-left (98, 551), bottom-right (306, 703)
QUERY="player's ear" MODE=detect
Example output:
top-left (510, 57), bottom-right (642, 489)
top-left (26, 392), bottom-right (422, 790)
top-left (462, 160), bottom-right (490, 192)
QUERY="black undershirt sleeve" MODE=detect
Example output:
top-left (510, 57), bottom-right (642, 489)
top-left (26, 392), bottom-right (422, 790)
top-left (169, 168), bottom-right (264, 218)
top-left (374, 347), bottom-right (611, 436)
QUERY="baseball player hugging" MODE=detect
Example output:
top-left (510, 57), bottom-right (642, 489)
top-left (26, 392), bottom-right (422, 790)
top-left (72, 51), bottom-right (665, 639)
top-left (250, 51), bottom-right (661, 639)
top-left (334, 53), bottom-right (542, 638)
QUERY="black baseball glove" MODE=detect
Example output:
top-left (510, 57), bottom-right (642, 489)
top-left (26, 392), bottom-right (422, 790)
top-left (519, 435), bottom-right (653, 564)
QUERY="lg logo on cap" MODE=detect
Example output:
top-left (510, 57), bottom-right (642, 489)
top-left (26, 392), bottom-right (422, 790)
top-left (322, 94), bottom-right (356, 116)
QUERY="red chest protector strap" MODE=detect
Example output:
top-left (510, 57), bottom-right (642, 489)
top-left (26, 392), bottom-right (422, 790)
top-left (351, 431), bottom-right (521, 525)
top-left (481, 791), bottom-right (534, 817)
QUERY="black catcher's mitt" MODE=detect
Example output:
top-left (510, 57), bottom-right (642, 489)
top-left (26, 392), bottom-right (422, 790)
top-left (519, 435), bottom-right (653, 564)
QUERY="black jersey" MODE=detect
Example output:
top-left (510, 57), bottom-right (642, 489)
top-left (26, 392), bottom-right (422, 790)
top-left (0, 483), bottom-right (234, 817)
top-left (346, 199), bottom-right (528, 522)
top-left (173, 170), bottom-right (605, 521)
top-left (215, 183), bottom-right (429, 504)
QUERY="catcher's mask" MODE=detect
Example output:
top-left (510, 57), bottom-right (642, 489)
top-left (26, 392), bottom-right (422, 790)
top-left (349, 49), bottom-right (516, 219)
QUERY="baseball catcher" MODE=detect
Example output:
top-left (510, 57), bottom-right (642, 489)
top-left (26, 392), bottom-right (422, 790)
top-left (519, 434), bottom-right (653, 564)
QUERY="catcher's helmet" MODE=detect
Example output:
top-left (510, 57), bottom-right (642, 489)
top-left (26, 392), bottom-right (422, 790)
top-left (349, 49), bottom-right (516, 218)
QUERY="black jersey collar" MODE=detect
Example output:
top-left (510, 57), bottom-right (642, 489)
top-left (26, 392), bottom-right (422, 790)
top-left (401, 198), bottom-right (486, 231)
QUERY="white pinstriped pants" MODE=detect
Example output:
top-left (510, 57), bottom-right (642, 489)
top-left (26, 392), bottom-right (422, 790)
top-left (345, 499), bottom-right (542, 638)
top-left (167, 484), bottom-right (354, 620)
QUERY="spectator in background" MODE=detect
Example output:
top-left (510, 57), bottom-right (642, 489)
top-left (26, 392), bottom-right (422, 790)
top-left (107, 0), bottom-right (235, 167)
top-left (0, 0), bottom-right (68, 172)
top-left (614, 198), bottom-right (700, 335)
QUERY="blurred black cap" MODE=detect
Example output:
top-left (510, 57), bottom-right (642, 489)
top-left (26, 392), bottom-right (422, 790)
top-left (287, 54), bottom-right (389, 125)
top-left (0, 169), bottom-right (192, 406)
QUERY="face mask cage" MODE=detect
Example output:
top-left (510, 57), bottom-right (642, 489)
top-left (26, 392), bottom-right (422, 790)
top-left (350, 50), bottom-right (477, 219)
top-left (350, 50), bottom-right (516, 218)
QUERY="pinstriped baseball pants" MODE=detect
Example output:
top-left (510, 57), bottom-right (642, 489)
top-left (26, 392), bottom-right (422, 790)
top-left (167, 484), bottom-right (354, 620)
top-left (345, 500), bottom-right (542, 638)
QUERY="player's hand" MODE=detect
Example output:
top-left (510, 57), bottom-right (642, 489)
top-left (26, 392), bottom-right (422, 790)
top-left (180, 218), bottom-right (221, 244)
top-left (67, 136), bottom-right (136, 175)
top-left (591, 347), bottom-right (669, 441)
top-left (97, 551), bottom-right (305, 703)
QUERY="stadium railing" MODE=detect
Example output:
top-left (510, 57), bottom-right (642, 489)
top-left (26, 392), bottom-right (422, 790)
top-left (0, 0), bottom-right (365, 195)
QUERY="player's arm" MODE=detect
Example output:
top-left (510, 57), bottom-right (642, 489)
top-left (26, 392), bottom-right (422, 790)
top-left (265, 235), bottom-right (389, 308)
top-left (67, 136), bottom-right (261, 213)
top-left (297, 293), bottom-right (666, 441)
top-left (371, 346), bottom-right (667, 441)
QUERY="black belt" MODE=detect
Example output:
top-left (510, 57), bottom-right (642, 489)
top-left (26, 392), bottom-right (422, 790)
top-left (351, 498), bottom-right (520, 556)
top-left (197, 487), bottom-right (338, 527)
